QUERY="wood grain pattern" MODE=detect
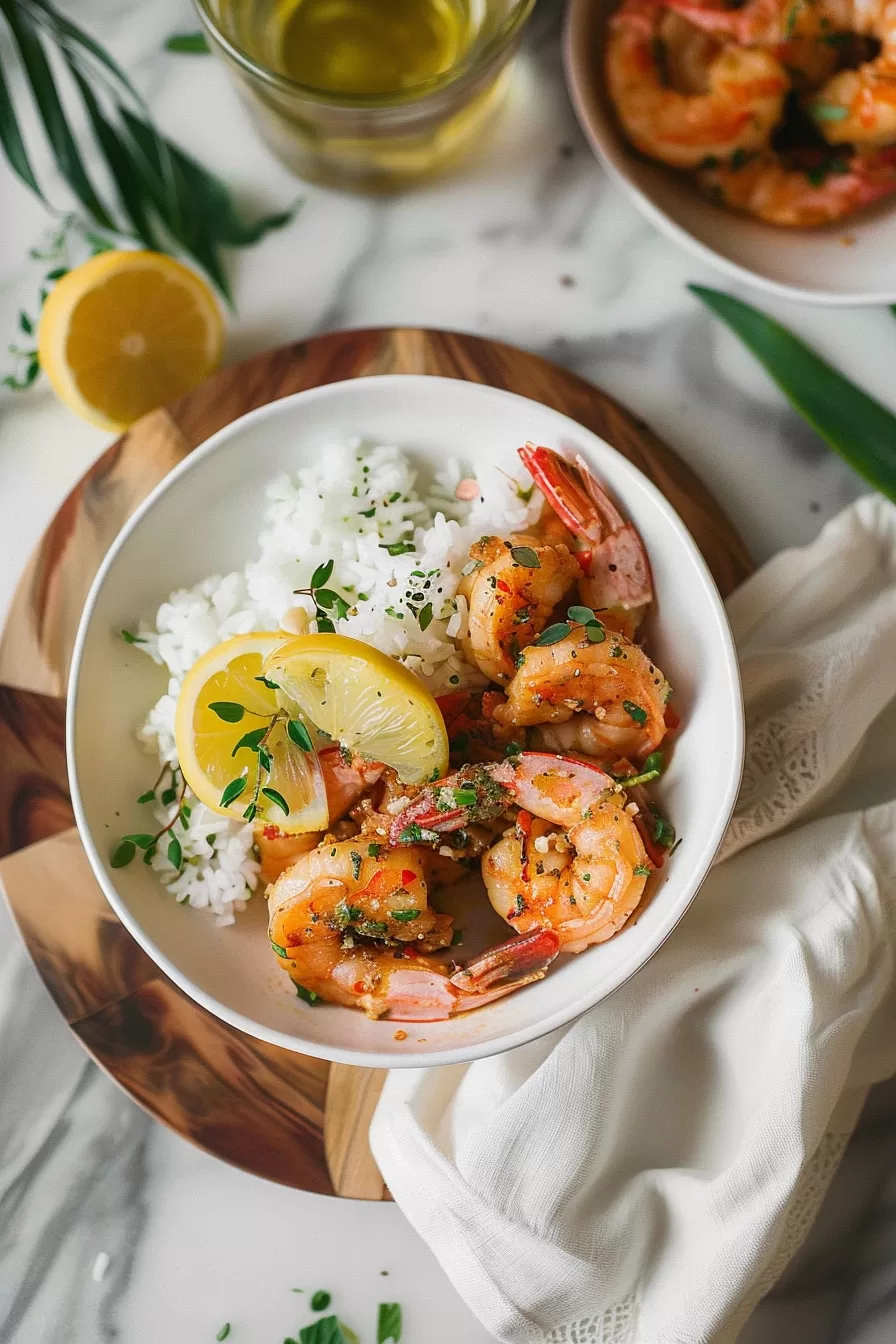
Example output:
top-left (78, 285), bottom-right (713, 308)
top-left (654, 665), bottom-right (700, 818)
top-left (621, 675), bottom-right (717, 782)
top-left (0, 328), bottom-right (754, 1198)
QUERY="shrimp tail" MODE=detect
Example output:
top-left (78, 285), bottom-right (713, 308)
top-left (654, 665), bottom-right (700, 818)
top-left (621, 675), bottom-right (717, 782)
top-left (518, 443), bottom-right (653, 613)
top-left (450, 928), bottom-right (561, 992)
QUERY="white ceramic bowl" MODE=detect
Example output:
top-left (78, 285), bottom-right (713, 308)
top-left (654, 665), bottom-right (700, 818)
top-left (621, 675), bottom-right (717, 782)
top-left (68, 375), bottom-right (743, 1068)
top-left (564, 0), bottom-right (896, 305)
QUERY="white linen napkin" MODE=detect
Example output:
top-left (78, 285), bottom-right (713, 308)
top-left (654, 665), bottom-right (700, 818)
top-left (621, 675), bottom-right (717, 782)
top-left (370, 495), bottom-right (896, 1344)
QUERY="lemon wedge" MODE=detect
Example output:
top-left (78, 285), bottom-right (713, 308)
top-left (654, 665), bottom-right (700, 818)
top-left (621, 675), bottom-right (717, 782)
top-left (263, 634), bottom-right (449, 786)
top-left (38, 250), bottom-right (223, 432)
top-left (174, 633), bottom-right (328, 832)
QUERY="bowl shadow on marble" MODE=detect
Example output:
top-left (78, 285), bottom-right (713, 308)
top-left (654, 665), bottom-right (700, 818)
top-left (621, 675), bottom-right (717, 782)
top-left (563, 0), bottom-right (896, 306)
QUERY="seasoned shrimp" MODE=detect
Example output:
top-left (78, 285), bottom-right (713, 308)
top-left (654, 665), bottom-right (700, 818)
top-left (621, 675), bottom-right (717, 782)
top-left (493, 626), bottom-right (670, 763)
top-left (699, 144), bottom-right (896, 222)
top-left (606, 0), bottom-right (790, 169)
top-left (254, 746), bottom-right (384, 884)
top-left (665, 0), bottom-right (853, 46)
top-left (458, 533), bottom-right (579, 684)
top-left (519, 444), bottom-right (653, 639)
top-left (483, 804), bottom-right (649, 953)
top-left (268, 836), bottom-right (559, 1017)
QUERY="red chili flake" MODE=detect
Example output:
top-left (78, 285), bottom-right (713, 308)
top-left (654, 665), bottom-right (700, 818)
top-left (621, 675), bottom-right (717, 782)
top-left (353, 981), bottom-right (366, 994)
top-left (573, 549), bottom-right (592, 575)
top-left (401, 869), bottom-right (417, 887)
top-left (496, 579), bottom-right (511, 594)
top-left (664, 704), bottom-right (680, 731)
top-left (263, 825), bottom-right (283, 840)
top-left (516, 809), bottom-right (533, 836)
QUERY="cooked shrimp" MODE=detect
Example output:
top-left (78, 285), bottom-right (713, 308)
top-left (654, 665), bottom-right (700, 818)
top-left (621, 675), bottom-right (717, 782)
top-left (606, 0), bottom-right (790, 169)
top-left (268, 836), bottom-right (559, 1017)
top-left (699, 144), bottom-right (896, 222)
top-left (519, 444), bottom-right (653, 639)
top-left (421, 751), bottom-right (651, 955)
top-left (809, 1), bottom-right (896, 145)
top-left (254, 746), bottom-right (384, 884)
top-left (665, 0), bottom-right (853, 46)
top-left (493, 626), bottom-right (670, 763)
top-left (483, 804), bottom-right (649, 953)
top-left (458, 533), bottom-right (579, 684)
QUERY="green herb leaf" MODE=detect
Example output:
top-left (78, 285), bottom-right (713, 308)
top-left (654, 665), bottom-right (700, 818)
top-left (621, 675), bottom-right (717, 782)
top-left (643, 751), bottom-right (665, 775)
top-left (315, 588), bottom-right (342, 610)
top-left (510, 546), bottom-right (540, 569)
top-left (367, 842), bottom-right (382, 857)
top-left (167, 836), bottom-right (183, 869)
top-left (298, 1318), bottom-right (348, 1344)
top-left (255, 674), bottom-right (280, 690)
top-left (287, 718), bottom-right (313, 751)
top-left (622, 700), bottom-right (648, 726)
top-left (136, 789), bottom-right (155, 804)
top-left (110, 839), bottom-right (135, 868)
top-left (567, 605), bottom-right (595, 624)
top-left (418, 602), bottom-right (434, 631)
top-left (120, 629), bottom-right (146, 645)
top-left (534, 622), bottom-right (571, 646)
top-left (215, 1325), bottom-right (231, 1342)
top-left (650, 805), bottom-right (676, 849)
top-left (18, 310), bottom-right (33, 335)
top-left (143, 844), bottom-right (157, 865)
top-left (378, 1302), bottom-right (403, 1343)
top-left (219, 777), bottom-right (247, 808)
top-left (380, 541), bottom-right (415, 556)
top-left (311, 559), bottom-right (334, 589)
top-left (311, 1290), bottom-right (332, 1311)
top-left (161, 786), bottom-right (177, 805)
top-left (262, 787), bottom-right (290, 816)
top-left (242, 801), bottom-right (257, 822)
top-left (316, 614), bottom-right (335, 634)
top-left (271, 939), bottom-right (290, 958)
top-left (231, 726), bottom-right (268, 755)
top-left (209, 701), bottom-right (245, 723)
top-left (453, 786), bottom-right (477, 807)
top-left (164, 31), bottom-right (210, 53)
top-left (504, 741), bottom-right (524, 758)
top-left (295, 983), bottom-right (320, 1005)
top-left (585, 621), bottom-right (607, 643)
top-left (811, 101), bottom-right (849, 121)
top-left (122, 832), bottom-right (155, 849)
top-left (258, 746), bottom-right (273, 772)
top-left (690, 285), bottom-right (896, 502)
top-left (634, 864), bottom-right (652, 877)
top-left (390, 909), bottom-right (420, 922)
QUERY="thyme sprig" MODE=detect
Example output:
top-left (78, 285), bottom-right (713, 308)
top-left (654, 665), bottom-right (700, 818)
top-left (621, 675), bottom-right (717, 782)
top-left (294, 558), bottom-right (355, 632)
top-left (110, 765), bottom-right (188, 869)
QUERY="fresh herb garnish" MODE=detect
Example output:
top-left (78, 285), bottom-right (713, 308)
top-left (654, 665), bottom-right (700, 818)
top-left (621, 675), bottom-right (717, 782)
top-left (510, 545), bottom-right (540, 568)
top-left (567, 604), bottom-right (594, 623)
top-left (287, 718), bottom-right (314, 752)
top-left (299, 1318), bottom-right (354, 1344)
top-left (378, 1302), bottom-right (403, 1343)
top-left (231, 726), bottom-right (268, 755)
top-left (390, 909), bottom-right (420, 922)
top-left (215, 1325), bottom-right (231, 1342)
top-left (634, 864), bottom-right (651, 877)
top-left (311, 1290), bottom-right (332, 1312)
top-left (622, 700), bottom-right (648, 726)
top-left (350, 850), bottom-right (363, 881)
top-left (165, 31), bottom-right (209, 53)
top-left (534, 622), bottom-right (571, 646)
top-left (418, 602), bottom-right (434, 631)
top-left (650, 805), bottom-right (676, 850)
top-left (271, 939), bottom-right (290, 958)
top-left (642, 751), bottom-right (664, 776)
top-left (811, 101), bottom-right (849, 121)
top-left (295, 983), bottom-right (320, 1005)
top-left (220, 777), bottom-right (247, 809)
top-left (120, 628), bottom-right (146, 645)
top-left (209, 701), bottom-right (245, 723)
top-left (261, 787), bottom-right (290, 817)
top-left (380, 541), bottom-right (415, 556)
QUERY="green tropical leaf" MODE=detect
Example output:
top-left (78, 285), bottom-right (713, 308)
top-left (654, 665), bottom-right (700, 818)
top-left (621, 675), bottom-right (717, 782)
top-left (0, 54), bottom-right (43, 196)
top-left (164, 32), bottom-right (209, 54)
top-left (691, 286), bottom-right (896, 503)
top-left (1, 0), bottom-right (116, 227)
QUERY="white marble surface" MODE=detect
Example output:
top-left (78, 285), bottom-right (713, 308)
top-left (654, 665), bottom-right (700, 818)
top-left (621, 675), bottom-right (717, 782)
top-left (1, 1), bottom-right (896, 1340)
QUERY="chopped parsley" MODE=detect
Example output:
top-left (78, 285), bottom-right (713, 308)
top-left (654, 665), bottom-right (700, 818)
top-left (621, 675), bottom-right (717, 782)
top-left (622, 700), bottom-right (648, 726)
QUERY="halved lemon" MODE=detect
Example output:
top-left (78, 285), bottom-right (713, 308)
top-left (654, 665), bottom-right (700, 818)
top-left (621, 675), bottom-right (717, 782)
top-left (38, 250), bottom-right (223, 432)
top-left (264, 634), bottom-right (449, 786)
top-left (174, 633), bottom-right (328, 832)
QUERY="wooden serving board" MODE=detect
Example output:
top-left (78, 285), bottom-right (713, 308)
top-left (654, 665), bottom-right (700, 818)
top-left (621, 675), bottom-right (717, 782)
top-left (0, 328), bottom-right (753, 1198)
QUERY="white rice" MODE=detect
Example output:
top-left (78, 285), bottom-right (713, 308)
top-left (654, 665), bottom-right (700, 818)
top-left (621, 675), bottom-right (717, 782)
top-left (130, 439), bottom-right (539, 924)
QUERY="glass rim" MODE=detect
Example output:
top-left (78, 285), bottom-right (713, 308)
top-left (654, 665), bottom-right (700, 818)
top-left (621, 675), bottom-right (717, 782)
top-left (192, 0), bottom-right (535, 108)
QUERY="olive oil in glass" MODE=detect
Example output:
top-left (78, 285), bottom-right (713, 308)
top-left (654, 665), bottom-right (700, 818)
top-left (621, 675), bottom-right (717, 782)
top-left (202, 0), bottom-right (534, 188)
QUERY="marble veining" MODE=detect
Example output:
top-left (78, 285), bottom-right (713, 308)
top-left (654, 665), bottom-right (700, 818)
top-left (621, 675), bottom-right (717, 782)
top-left (1, 0), bottom-right (895, 1339)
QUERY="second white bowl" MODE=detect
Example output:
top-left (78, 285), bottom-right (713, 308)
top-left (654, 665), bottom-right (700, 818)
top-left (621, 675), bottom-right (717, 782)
top-left (564, 0), bottom-right (896, 306)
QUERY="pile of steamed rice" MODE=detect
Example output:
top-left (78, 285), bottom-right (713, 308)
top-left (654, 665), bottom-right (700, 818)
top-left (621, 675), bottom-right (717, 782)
top-left (132, 440), bottom-right (540, 924)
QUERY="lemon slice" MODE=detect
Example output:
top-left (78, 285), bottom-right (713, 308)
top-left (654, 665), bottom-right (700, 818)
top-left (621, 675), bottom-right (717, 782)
top-left (264, 634), bottom-right (449, 786)
top-left (174, 633), bottom-right (328, 832)
top-left (38, 250), bottom-right (223, 432)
